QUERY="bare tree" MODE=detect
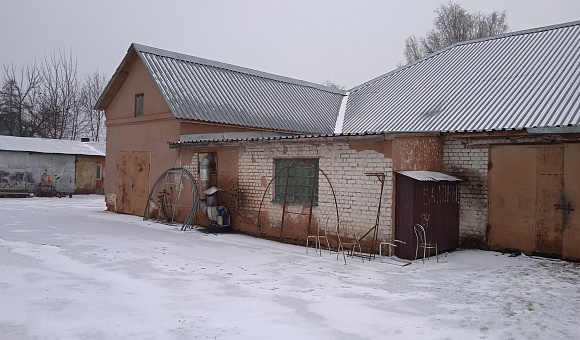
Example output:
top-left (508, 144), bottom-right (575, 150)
top-left (403, 35), bottom-right (423, 65)
top-left (404, 2), bottom-right (509, 63)
top-left (1, 48), bottom-right (108, 141)
top-left (320, 79), bottom-right (346, 91)
top-left (0, 63), bottom-right (43, 137)
top-left (0, 77), bottom-right (20, 136)
top-left (79, 70), bottom-right (107, 141)
top-left (38, 48), bottom-right (81, 139)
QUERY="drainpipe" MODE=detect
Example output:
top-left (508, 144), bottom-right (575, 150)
top-left (199, 153), bottom-right (215, 214)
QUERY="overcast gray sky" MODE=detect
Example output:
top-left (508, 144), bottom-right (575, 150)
top-left (1, 0), bottom-right (579, 89)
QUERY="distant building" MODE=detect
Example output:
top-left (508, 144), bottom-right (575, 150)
top-left (0, 136), bottom-right (106, 195)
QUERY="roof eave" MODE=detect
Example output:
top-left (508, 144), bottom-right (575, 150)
top-left (94, 44), bottom-right (140, 110)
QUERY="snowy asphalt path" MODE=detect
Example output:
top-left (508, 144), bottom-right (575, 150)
top-left (0, 195), bottom-right (579, 339)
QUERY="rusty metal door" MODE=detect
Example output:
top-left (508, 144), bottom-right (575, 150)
top-left (488, 146), bottom-right (537, 252)
top-left (535, 146), bottom-right (564, 255)
top-left (116, 152), bottom-right (150, 216)
top-left (489, 144), bottom-right (578, 259)
top-left (75, 157), bottom-right (97, 194)
top-left (117, 153), bottom-right (132, 214)
top-left (563, 144), bottom-right (580, 261)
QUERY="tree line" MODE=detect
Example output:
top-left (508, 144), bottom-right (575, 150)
top-left (403, 2), bottom-right (509, 64)
top-left (0, 49), bottom-right (107, 142)
top-left (2, 2), bottom-right (507, 142)
top-left (323, 2), bottom-right (509, 90)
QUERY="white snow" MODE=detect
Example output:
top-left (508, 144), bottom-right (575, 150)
top-left (0, 135), bottom-right (104, 156)
top-left (1, 195), bottom-right (579, 339)
top-left (397, 171), bottom-right (461, 182)
top-left (334, 92), bottom-right (349, 134)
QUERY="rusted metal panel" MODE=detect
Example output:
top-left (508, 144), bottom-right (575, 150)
top-left (394, 174), bottom-right (415, 259)
top-left (116, 152), bottom-right (150, 215)
top-left (116, 152), bottom-right (132, 214)
top-left (392, 137), bottom-right (443, 171)
top-left (535, 146), bottom-right (564, 255)
top-left (489, 144), bottom-right (579, 259)
top-left (395, 172), bottom-right (460, 260)
top-left (563, 144), bottom-right (580, 261)
top-left (75, 156), bottom-right (97, 194)
top-left (488, 146), bottom-right (537, 251)
top-left (131, 152), bottom-right (150, 216)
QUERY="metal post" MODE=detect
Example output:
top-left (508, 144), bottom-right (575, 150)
top-left (279, 166), bottom-right (290, 239)
top-left (306, 165), bottom-right (317, 237)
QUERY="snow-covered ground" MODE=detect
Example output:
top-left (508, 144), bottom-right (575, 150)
top-left (1, 196), bottom-right (579, 339)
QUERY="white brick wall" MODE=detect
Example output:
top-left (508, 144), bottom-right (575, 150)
top-left (238, 142), bottom-right (393, 242)
top-left (443, 138), bottom-right (488, 246)
top-left (180, 151), bottom-right (199, 181)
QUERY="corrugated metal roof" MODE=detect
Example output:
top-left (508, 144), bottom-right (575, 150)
top-left (0, 136), bottom-right (105, 156)
top-left (397, 171), bottom-right (461, 182)
top-left (343, 21), bottom-right (580, 134)
top-left (85, 142), bottom-right (106, 155)
top-left (132, 44), bottom-right (345, 134)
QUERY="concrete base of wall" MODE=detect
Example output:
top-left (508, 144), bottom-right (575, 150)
top-left (106, 193), bottom-right (117, 212)
top-left (459, 235), bottom-right (489, 250)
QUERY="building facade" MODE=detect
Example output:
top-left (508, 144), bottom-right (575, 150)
top-left (98, 21), bottom-right (580, 261)
top-left (0, 136), bottom-right (105, 195)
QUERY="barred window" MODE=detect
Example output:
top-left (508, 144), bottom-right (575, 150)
top-left (274, 159), bottom-right (319, 205)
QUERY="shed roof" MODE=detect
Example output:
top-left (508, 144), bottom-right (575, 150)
top-left (170, 131), bottom-right (389, 147)
top-left (0, 136), bottom-right (105, 156)
top-left (343, 20), bottom-right (580, 134)
top-left (397, 171), bottom-right (461, 182)
top-left (96, 44), bottom-right (346, 134)
top-left (84, 141), bottom-right (106, 155)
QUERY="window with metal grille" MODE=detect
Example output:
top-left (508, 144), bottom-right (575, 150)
top-left (135, 93), bottom-right (144, 117)
top-left (274, 158), bottom-right (319, 205)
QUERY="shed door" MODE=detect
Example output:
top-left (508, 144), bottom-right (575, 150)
top-left (75, 157), bottom-right (97, 194)
top-left (117, 152), bottom-right (150, 216)
top-left (394, 173), bottom-right (460, 260)
top-left (488, 145), bottom-right (579, 260)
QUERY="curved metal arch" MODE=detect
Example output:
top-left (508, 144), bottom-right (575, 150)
top-left (256, 161), bottom-right (340, 238)
top-left (143, 167), bottom-right (200, 230)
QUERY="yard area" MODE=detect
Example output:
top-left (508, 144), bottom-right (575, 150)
top-left (0, 195), bottom-right (578, 339)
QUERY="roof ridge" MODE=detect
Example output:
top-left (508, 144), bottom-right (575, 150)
top-left (349, 19), bottom-right (580, 93)
top-left (132, 43), bottom-right (346, 95)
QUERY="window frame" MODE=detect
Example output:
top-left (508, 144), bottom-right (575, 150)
top-left (273, 158), bottom-right (319, 205)
top-left (96, 164), bottom-right (102, 180)
top-left (135, 93), bottom-right (144, 117)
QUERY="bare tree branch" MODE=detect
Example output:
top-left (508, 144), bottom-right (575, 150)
top-left (0, 63), bottom-right (43, 137)
top-left (79, 70), bottom-right (107, 141)
top-left (39, 48), bottom-right (81, 139)
top-left (404, 35), bottom-right (423, 64)
top-left (1, 48), bottom-right (107, 141)
top-left (320, 79), bottom-right (346, 90)
top-left (403, 1), bottom-right (509, 64)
